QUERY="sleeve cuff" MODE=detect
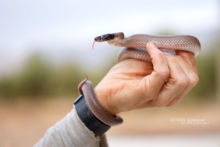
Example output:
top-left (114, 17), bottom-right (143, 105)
top-left (74, 95), bottom-right (110, 136)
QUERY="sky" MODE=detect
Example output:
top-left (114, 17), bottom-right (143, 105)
top-left (0, 0), bottom-right (219, 75)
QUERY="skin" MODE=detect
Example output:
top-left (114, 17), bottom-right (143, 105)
top-left (95, 42), bottom-right (199, 115)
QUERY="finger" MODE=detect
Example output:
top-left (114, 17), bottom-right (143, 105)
top-left (153, 56), bottom-right (189, 106)
top-left (146, 42), bottom-right (169, 79)
top-left (175, 55), bottom-right (199, 87)
top-left (176, 50), bottom-right (198, 74)
top-left (142, 42), bottom-right (170, 97)
top-left (167, 55), bottom-right (199, 106)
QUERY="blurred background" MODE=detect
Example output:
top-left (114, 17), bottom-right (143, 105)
top-left (0, 0), bottom-right (220, 146)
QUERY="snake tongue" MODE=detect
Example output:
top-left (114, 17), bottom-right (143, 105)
top-left (92, 40), bottom-right (96, 49)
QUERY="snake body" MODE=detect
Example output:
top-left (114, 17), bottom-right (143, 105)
top-left (77, 33), bottom-right (201, 125)
top-left (94, 32), bottom-right (201, 62)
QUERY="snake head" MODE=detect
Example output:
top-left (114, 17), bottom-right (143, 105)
top-left (94, 32), bottom-right (124, 42)
top-left (94, 33), bottom-right (115, 42)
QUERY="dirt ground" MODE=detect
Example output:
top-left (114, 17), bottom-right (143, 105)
top-left (0, 98), bottom-right (219, 147)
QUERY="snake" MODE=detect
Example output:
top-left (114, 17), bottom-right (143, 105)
top-left (94, 32), bottom-right (201, 62)
top-left (77, 32), bottom-right (201, 126)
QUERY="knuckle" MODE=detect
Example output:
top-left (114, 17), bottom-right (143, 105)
top-left (190, 74), bottom-right (199, 86)
top-left (175, 76), bottom-right (189, 87)
top-left (156, 68), bottom-right (170, 79)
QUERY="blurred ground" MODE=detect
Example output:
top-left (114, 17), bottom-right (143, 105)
top-left (107, 134), bottom-right (220, 147)
top-left (0, 98), bottom-right (219, 147)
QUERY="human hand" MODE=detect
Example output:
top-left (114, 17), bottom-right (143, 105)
top-left (95, 43), bottom-right (199, 114)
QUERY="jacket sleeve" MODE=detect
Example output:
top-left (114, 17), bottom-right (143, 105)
top-left (34, 106), bottom-right (103, 147)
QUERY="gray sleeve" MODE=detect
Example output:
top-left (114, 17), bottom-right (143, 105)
top-left (34, 106), bottom-right (102, 147)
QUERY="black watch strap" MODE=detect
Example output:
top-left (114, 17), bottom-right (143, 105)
top-left (74, 95), bottom-right (110, 136)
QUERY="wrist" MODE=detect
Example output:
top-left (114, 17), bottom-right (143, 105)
top-left (75, 80), bottom-right (123, 136)
top-left (95, 86), bottom-right (119, 115)
top-left (74, 95), bottom-right (110, 136)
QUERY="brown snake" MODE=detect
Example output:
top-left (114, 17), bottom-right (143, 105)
top-left (94, 32), bottom-right (201, 62)
top-left (77, 32), bottom-right (201, 126)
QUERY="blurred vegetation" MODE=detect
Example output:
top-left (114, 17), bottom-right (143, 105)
top-left (0, 53), bottom-right (84, 99)
top-left (0, 38), bottom-right (219, 102)
top-left (188, 35), bottom-right (220, 101)
top-left (0, 52), bottom-right (114, 100)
